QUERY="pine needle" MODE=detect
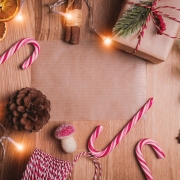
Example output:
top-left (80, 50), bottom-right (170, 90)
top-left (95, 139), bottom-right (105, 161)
top-left (113, 2), bottom-right (152, 37)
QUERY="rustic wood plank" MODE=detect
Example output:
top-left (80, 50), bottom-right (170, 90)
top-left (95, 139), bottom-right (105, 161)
top-left (146, 40), bottom-right (180, 180)
top-left (0, 0), bottom-right (180, 179)
top-left (0, 0), bottom-right (35, 179)
top-left (0, 129), bottom-right (36, 180)
top-left (0, 0), bottom-right (35, 104)
top-left (35, 0), bottom-right (65, 41)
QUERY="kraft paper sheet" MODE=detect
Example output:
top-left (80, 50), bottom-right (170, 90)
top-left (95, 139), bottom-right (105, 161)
top-left (31, 40), bottom-right (146, 121)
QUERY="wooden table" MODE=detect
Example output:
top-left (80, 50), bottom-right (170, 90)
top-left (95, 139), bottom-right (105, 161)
top-left (0, 0), bottom-right (180, 179)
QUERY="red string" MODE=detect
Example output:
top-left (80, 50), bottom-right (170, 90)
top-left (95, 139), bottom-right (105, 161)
top-left (68, 152), bottom-right (102, 180)
top-left (127, 0), bottom-right (180, 54)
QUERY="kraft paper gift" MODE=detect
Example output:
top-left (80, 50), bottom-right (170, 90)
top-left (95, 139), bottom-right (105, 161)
top-left (112, 0), bottom-right (180, 64)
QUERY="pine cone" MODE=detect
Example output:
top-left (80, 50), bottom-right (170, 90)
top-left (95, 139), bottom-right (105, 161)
top-left (6, 87), bottom-right (51, 133)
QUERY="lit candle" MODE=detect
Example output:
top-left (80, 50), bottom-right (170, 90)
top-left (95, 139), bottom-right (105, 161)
top-left (6, 137), bottom-right (23, 151)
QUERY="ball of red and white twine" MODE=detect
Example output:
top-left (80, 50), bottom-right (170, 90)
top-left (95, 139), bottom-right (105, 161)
top-left (22, 149), bottom-right (102, 180)
top-left (88, 98), bottom-right (154, 158)
top-left (0, 38), bottom-right (40, 69)
top-left (135, 138), bottom-right (165, 180)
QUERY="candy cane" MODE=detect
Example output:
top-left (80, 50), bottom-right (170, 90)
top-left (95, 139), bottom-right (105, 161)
top-left (0, 38), bottom-right (40, 69)
top-left (88, 98), bottom-right (154, 158)
top-left (135, 138), bottom-right (165, 180)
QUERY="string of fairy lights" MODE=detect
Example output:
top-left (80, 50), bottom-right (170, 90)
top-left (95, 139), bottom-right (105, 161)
top-left (47, 0), bottom-right (112, 46)
top-left (15, 0), bottom-right (112, 45)
top-left (0, 123), bottom-right (23, 164)
top-left (15, 0), bottom-right (25, 21)
top-left (15, 0), bottom-right (180, 47)
top-left (47, 0), bottom-right (72, 19)
top-left (83, 0), bottom-right (112, 45)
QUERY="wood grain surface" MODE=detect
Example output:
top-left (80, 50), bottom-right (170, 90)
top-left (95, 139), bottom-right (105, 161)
top-left (0, 0), bottom-right (180, 180)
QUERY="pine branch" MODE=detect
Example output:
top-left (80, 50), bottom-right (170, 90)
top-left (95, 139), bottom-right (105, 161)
top-left (113, 2), bottom-right (152, 37)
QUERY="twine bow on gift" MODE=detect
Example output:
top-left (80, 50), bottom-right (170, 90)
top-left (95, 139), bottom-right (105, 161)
top-left (113, 0), bottom-right (180, 54)
top-left (129, 0), bottom-right (180, 53)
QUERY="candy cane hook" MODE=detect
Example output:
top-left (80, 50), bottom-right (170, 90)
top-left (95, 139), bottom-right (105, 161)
top-left (88, 98), bottom-right (154, 158)
top-left (135, 138), bottom-right (165, 180)
top-left (0, 38), bottom-right (40, 69)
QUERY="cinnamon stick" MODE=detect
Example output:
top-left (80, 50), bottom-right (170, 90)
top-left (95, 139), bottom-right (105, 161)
top-left (64, 0), bottom-right (72, 42)
top-left (64, 26), bottom-right (72, 42)
top-left (70, 0), bottom-right (82, 44)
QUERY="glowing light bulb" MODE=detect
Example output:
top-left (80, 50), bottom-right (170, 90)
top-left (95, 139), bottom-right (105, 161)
top-left (65, 13), bottom-right (72, 20)
top-left (15, 14), bottom-right (23, 21)
top-left (16, 144), bottom-right (24, 151)
top-left (104, 37), bottom-right (112, 46)
top-left (7, 137), bottom-right (24, 151)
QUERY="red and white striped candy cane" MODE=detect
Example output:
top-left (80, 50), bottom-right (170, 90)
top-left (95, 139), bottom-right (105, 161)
top-left (88, 98), bottom-right (154, 158)
top-left (0, 38), bottom-right (40, 69)
top-left (135, 138), bottom-right (165, 180)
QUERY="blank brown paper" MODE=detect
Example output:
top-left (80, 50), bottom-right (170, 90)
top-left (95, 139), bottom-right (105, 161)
top-left (31, 40), bottom-right (146, 121)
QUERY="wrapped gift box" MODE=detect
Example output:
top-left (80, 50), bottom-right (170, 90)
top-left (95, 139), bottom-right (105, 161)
top-left (112, 0), bottom-right (180, 64)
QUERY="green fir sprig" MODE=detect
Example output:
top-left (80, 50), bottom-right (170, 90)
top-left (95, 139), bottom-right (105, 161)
top-left (113, 2), bottom-right (152, 37)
